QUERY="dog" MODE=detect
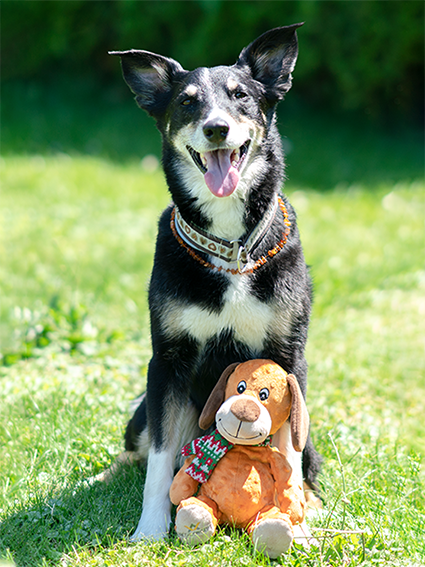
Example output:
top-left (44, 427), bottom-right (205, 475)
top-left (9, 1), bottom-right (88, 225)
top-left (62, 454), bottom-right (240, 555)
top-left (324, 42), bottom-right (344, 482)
top-left (109, 23), bottom-right (321, 542)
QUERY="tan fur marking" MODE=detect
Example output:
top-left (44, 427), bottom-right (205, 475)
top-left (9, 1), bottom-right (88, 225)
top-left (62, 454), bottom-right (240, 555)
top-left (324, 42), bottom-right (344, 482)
top-left (227, 78), bottom-right (239, 91)
top-left (185, 84), bottom-right (198, 97)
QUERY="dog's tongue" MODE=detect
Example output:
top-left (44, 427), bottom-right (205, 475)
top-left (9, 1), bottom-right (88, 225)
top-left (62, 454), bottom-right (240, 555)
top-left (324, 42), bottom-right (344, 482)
top-left (203, 149), bottom-right (240, 198)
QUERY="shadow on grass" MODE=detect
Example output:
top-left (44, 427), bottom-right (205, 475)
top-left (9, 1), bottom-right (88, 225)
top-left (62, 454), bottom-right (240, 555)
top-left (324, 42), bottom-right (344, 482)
top-left (0, 465), bottom-right (145, 567)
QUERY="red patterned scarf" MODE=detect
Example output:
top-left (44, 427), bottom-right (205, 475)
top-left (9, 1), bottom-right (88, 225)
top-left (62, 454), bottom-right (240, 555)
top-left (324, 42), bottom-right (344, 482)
top-left (182, 429), bottom-right (272, 483)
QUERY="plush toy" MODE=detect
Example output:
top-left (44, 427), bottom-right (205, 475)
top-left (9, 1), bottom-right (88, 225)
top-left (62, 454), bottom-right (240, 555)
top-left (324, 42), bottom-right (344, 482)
top-left (169, 359), bottom-right (310, 558)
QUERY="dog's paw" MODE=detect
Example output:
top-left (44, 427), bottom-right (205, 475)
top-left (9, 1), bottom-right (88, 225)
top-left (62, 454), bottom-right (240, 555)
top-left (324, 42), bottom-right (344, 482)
top-left (129, 511), bottom-right (171, 542)
top-left (175, 504), bottom-right (215, 546)
top-left (252, 518), bottom-right (293, 558)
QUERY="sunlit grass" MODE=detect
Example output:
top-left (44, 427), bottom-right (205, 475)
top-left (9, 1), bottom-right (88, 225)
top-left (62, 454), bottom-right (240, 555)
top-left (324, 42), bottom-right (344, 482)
top-left (292, 185), bottom-right (425, 455)
top-left (0, 155), bottom-right (169, 353)
top-left (0, 155), bottom-right (424, 566)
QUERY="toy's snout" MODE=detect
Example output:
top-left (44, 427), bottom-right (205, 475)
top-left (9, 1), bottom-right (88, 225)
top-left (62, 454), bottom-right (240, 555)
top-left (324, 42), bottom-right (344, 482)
top-left (216, 394), bottom-right (272, 445)
top-left (231, 397), bottom-right (261, 422)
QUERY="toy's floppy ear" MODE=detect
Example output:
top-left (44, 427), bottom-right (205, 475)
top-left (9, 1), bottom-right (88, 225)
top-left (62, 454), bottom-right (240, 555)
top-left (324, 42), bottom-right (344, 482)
top-left (199, 362), bottom-right (240, 430)
top-left (286, 374), bottom-right (309, 452)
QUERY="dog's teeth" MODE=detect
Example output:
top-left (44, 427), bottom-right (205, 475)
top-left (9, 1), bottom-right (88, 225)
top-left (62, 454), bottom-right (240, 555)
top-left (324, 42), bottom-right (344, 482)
top-left (200, 154), bottom-right (208, 168)
top-left (232, 161), bottom-right (238, 167)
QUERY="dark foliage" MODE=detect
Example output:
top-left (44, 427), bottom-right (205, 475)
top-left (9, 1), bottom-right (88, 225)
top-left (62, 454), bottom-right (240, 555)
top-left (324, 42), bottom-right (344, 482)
top-left (2, 0), bottom-right (424, 119)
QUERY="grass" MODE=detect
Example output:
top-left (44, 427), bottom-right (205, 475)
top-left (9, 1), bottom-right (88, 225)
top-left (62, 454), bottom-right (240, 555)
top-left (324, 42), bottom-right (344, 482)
top-left (0, 88), bottom-right (424, 565)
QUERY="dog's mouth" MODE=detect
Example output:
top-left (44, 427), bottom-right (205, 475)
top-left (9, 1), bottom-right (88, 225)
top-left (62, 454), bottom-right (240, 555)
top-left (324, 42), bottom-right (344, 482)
top-left (187, 140), bottom-right (250, 198)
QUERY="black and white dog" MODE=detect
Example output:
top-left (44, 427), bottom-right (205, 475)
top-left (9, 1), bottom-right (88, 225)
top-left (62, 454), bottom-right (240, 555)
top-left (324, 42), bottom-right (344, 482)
top-left (110, 23), bottom-right (321, 541)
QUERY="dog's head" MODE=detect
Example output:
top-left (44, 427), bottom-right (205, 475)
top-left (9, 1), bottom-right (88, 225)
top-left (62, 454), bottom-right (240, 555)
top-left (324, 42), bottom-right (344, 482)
top-left (198, 359), bottom-right (309, 452)
top-left (110, 25), bottom-right (302, 202)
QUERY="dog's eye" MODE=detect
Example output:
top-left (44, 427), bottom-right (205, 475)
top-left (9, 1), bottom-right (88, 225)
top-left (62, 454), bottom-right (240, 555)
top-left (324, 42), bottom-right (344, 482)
top-left (259, 388), bottom-right (269, 401)
top-left (181, 98), bottom-right (193, 107)
top-left (234, 91), bottom-right (247, 99)
top-left (237, 381), bottom-right (247, 394)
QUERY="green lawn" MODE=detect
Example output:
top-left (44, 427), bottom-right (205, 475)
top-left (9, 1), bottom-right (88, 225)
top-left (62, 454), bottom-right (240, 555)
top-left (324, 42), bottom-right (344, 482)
top-left (0, 149), bottom-right (424, 566)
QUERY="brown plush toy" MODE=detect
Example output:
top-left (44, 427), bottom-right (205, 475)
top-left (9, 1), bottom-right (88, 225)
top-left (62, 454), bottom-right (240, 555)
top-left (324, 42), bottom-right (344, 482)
top-left (169, 359), bottom-right (310, 558)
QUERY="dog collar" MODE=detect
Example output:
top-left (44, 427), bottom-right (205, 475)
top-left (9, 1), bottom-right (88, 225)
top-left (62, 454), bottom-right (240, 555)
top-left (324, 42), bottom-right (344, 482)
top-left (172, 194), bottom-right (283, 273)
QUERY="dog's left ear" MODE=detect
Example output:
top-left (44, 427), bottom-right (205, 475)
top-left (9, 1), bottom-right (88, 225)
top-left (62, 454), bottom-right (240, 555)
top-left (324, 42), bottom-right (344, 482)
top-left (109, 49), bottom-right (185, 115)
top-left (198, 362), bottom-right (240, 430)
top-left (236, 23), bottom-right (304, 101)
top-left (286, 373), bottom-right (310, 452)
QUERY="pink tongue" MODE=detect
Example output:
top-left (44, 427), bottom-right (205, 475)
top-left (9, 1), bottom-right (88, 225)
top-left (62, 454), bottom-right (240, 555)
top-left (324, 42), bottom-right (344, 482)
top-left (203, 149), bottom-right (240, 198)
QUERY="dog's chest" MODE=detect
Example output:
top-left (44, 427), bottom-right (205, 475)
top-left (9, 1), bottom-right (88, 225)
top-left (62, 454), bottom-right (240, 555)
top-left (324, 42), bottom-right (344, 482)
top-left (162, 274), bottom-right (292, 352)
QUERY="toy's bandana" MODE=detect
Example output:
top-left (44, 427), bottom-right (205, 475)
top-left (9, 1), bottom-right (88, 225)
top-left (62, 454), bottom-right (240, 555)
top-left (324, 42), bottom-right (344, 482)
top-left (182, 429), bottom-right (272, 483)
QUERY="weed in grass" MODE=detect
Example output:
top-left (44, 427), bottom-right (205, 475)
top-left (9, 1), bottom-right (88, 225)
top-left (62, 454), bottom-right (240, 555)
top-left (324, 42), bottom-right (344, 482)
top-left (1, 298), bottom-right (106, 366)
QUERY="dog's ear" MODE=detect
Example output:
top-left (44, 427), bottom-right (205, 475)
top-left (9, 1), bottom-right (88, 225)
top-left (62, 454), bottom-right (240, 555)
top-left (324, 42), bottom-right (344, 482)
top-left (198, 362), bottom-right (240, 430)
top-left (236, 23), bottom-right (303, 101)
top-left (109, 49), bottom-right (185, 115)
top-left (286, 373), bottom-right (309, 452)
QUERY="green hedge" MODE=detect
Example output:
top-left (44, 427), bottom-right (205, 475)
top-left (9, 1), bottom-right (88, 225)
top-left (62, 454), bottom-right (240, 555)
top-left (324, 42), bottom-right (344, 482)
top-left (2, 0), bottom-right (424, 117)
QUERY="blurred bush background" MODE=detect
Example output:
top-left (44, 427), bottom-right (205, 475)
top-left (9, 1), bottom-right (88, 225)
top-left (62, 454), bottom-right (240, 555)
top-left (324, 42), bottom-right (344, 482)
top-left (2, 0), bottom-right (424, 117)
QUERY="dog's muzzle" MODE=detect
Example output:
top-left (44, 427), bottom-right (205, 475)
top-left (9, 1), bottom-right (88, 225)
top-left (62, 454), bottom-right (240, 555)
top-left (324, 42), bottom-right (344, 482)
top-left (187, 140), bottom-right (251, 198)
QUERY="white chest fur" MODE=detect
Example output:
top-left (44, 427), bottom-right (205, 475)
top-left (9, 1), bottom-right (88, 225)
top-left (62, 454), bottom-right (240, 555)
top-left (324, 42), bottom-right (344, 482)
top-left (161, 274), bottom-right (294, 352)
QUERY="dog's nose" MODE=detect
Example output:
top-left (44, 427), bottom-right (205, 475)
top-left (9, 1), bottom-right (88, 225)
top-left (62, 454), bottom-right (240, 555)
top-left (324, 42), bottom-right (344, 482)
top-left (203, 119), bottom-right (229, 143)
top-left (230, 398), bottom-right (261, 422)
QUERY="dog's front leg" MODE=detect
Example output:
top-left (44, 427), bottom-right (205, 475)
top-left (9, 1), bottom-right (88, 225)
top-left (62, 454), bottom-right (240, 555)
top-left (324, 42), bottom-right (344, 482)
top-left (130, 445), bottom-right (176, 541)
top-left (130, 351), bottom-right (201, 541)
top-left (130, 405), bottom-right (200, 542)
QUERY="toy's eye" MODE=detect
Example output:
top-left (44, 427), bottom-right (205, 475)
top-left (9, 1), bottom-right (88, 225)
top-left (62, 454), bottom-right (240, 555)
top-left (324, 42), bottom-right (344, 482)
top-left (259, 388), bottom-right (269, 401)
top-left (237, 381), bottom-right (247, 394)
top-left (234, 91), bottom-right (247, 99)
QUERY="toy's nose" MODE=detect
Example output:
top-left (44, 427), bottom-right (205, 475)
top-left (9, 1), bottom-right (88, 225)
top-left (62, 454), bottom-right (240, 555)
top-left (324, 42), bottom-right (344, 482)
top-left (203, 118), bottom-right (229, 143)
top-left (231, 398), bottom-right (260, 422)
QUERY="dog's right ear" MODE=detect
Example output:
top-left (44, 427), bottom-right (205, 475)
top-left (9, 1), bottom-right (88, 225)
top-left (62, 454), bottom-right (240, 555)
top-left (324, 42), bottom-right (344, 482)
top-left (109, 50), bottom-right (185, 115)
top-left (198, 363), bottom-right (240, 430)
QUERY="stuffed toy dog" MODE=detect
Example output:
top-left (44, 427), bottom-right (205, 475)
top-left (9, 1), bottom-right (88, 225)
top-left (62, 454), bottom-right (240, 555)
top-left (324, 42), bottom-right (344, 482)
top-left (169, 359), bottom-right (309, 558)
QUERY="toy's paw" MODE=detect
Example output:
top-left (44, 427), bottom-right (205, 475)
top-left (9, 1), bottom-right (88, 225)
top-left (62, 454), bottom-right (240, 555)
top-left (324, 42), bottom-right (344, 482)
top-left (252, 518), bottom-right (293, 558)
top-left (175, 504), bottom-right (215, 546)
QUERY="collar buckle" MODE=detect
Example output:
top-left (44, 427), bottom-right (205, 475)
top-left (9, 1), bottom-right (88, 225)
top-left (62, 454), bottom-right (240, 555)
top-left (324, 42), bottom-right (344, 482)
top-left (234, 243), bottom-right (249, 273)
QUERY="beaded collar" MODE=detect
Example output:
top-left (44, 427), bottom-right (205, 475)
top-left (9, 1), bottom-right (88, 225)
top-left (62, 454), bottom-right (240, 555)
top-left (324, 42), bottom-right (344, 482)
top-left (170, 195), bottom-right (291, 275)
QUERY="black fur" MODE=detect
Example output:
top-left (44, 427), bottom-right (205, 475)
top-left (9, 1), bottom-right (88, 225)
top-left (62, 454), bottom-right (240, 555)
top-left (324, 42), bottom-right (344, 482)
top-left (112, 24), bottom-right (321, 500)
